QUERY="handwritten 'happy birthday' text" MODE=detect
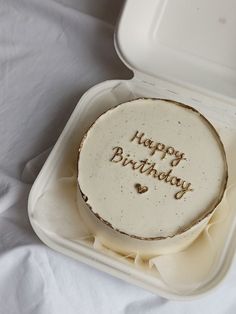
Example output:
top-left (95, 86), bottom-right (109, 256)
top-left (109, 130), bottom-right (194, 200)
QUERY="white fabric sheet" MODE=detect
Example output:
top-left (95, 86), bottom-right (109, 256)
top-left (0, 0), bottom-right (236, 313)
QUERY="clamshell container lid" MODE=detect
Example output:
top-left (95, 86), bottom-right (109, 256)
top-left (115, 0), bottom-right (236, 100)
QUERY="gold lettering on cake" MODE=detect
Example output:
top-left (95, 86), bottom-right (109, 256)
top-left (110, 146), bottom-right (123, 163)
top-left (131, 130), bottom-right (186, 166)
top-left (110, 146), bottom-right (193, 199)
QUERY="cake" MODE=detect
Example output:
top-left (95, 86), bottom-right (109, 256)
top-left (77, 98), bottom-right (228, 257)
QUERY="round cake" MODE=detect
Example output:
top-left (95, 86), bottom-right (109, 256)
top-left (77, 98), bottom-right (228, 257)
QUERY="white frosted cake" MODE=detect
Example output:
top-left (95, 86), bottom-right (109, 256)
top-left (77, 98), bottom-right (228, 257)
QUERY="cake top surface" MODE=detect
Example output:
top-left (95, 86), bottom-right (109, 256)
top-left (77, 98), bottom-right (227, 239)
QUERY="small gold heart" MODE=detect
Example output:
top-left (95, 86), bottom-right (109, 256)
top-left (135, 183), bottom-right (148, 194)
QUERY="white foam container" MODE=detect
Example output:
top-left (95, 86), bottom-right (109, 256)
top-left (28, 0), bottom-right (236, 299)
